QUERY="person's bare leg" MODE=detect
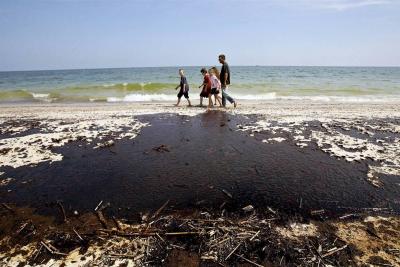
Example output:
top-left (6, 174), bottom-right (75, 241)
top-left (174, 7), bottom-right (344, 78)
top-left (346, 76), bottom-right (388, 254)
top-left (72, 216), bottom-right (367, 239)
top-left (200, 97), bottom-right (203, 107)
top-left (207, 96), bottom-right (212, 110)
top-left (214, 95), bottom-right (217, 105)
top-left (187, 98), bottom-right (192, 106)
top-left (174, 98), bottom-right (181, 106)
top-left (216, 96), bottom-right (222, 107)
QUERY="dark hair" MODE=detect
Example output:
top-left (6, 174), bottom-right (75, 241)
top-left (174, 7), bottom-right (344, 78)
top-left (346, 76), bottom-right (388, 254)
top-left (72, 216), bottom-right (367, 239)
top-left (200, 68), bottom-right (207, 74)
top-left (219, 54), bottom-right (226, 60)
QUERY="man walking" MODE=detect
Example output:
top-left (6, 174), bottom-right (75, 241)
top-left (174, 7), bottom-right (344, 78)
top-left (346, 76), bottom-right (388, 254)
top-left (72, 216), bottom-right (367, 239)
top-left (219, 54), bottom-right (237, 108)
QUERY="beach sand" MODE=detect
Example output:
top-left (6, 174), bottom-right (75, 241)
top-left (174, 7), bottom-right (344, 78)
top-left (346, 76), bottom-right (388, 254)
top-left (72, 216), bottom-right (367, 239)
top-left (0, 101), bottom-right (399, 266)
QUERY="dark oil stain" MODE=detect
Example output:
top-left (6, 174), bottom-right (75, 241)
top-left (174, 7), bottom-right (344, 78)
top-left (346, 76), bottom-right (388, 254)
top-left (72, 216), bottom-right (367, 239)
top-left (0, 111), bottom-right (399, 219)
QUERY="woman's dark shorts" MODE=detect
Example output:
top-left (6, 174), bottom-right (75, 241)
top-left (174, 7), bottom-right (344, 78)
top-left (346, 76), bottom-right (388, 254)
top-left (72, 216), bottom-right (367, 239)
top-left (211, 88), bottom-right (220, 95)
top-left (178, 90), bottom-right (189, 99)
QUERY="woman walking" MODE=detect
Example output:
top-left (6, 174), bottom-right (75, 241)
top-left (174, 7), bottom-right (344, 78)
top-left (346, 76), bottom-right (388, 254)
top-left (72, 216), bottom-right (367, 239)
top-left (209, 67), bottom-right (223, 107)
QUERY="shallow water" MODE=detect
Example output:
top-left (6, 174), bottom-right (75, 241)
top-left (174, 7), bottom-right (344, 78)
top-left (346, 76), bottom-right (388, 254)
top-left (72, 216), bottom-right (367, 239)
top-left (1, 112), bottom-right (398, 219)
top-left (1, 66), bottom-right (400, 103)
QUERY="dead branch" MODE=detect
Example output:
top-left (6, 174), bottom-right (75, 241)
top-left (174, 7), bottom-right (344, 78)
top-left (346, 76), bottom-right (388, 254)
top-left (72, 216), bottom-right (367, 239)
top-left (96, 210), bottom-right (108, 229)
top-left (322, 245), bottom-right (348, 258)
top-left (112, 216), bottom-right (123, 231)
top-left (56, 201), bottom-right (67, 222)
top-left (225, 242), bottom-right (242, 261)
top-left (109, 253), bottom-right (144, 261)
top-left (94, 200), bottom-right (103, 211)
top-left (73, 228), bottom-right (84, 241)
top-left (234, 253), bottom-right (264, 267)
top-left (151, 199), bottom-right (170, 219)
top-left (1, 203), bottom-right (14, 213)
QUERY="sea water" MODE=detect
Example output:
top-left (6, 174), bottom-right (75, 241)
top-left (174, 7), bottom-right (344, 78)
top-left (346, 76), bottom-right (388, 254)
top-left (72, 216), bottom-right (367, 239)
top-left (0, 66), bottom-right (399, 103)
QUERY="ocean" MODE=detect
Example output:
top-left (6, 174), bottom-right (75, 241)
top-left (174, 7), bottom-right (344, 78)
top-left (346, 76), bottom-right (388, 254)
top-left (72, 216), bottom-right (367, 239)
top-left (0, 66), bottom-right (399, 103)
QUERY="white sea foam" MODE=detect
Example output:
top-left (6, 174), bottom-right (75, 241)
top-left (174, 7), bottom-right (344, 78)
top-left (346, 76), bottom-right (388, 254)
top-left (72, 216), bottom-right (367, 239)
top-left (30, 92), bottom-right (54, 102)
top-left (102, 83), bottom-right (115, 87)
top-left (31, 93), bottom-right (50, 99)
top-left (107, 94), bottom-right (177, 102)
top-left (233, 93), bottom-right (400, 103)
top-left (104, 92), bottom-right (400, 103)
top-left (235, 92), bottom-right (277, 100)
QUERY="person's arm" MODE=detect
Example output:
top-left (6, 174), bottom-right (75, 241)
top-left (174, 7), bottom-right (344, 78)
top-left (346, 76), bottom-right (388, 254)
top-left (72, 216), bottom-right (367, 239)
top-left (223, 73), bottom-right (228, 85)
top-left (175, 84), bottom-right (180, 90)
top-left (217, 78), bottom-right (221, 89)
top-left (182, 78), bottom-right (188, 92)
top-left (199, 81), bottom-right (206, 88)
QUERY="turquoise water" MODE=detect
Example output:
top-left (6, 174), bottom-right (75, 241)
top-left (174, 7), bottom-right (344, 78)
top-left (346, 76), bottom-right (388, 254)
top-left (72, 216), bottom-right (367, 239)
top-left (0, 66), bottom-right (399, 103)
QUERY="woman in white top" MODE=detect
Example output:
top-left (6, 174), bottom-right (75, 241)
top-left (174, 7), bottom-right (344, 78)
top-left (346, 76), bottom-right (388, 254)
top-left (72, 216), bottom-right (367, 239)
top-left (209, 67), bottom-right (223, 107)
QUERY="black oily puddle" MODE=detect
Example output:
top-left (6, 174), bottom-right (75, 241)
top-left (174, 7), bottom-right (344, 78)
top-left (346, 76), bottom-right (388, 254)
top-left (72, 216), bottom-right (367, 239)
top-left (0, 111), bottom-right (399, 219)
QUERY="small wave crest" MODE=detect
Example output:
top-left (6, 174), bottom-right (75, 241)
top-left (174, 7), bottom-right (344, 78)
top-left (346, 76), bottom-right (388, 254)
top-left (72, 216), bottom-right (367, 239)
top-left (0, 90), bottom-right (36, 102)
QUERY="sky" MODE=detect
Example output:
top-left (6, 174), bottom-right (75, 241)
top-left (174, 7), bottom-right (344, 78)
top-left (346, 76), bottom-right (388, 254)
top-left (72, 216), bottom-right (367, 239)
top-left (0, 0), bottom-right (399, 71)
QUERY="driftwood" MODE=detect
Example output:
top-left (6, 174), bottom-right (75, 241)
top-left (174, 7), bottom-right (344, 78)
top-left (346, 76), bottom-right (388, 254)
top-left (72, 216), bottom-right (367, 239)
top-left (40, 241), bottom-right (68, 256)
top-left (73, 228), bottom-right (84, 241)
top-left (234, 253), bottom-right (264, 267)
top-left (221, 189), bottom-right (233, 199)
top-left (96, 229), bottom-right (200, 237)
top-left (112, 216), bottom-right (123, 231)
top-left (322, 245), bottom-right (348, 258)
top-left (94, 200), bottom-right (103, 211)
top-left (96, 210), bottom-right (108, 229)
top-left (109, 253), bottom-right (144, 261)
top-left (16, 222), bottom-right (29, 235)
top-left (164, 232), bottom-right (200, 236)
top-left (56, 201), bottom-right (67, 222)
top-left (311, 209), bottom-right (325, 216)
top-left (1, 203), bottom-right (14, 213)
top-left (151, 199), bottom-right (170, 219)
top-left (225, 242), bottom-right (242, 260)
top-left (152, 144), bottom-right (170, 152)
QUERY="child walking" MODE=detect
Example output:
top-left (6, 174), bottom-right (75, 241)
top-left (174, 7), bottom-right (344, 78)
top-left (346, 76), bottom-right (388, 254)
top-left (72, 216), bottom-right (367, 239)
top-left (209, 67), bottom-right (222, 107)
top-left (175, 69), bottom-right (191, 106)
top-left (198, 68), bottom-right (212, 108)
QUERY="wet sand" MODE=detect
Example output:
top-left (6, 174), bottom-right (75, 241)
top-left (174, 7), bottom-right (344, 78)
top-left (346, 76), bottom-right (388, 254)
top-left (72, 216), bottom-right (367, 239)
top-left (0, 101), bottom-right (399, 266)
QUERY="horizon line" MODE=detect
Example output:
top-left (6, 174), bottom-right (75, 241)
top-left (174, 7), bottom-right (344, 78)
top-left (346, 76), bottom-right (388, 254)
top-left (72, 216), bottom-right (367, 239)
top-left (1, 64), bottom-right (400, 73)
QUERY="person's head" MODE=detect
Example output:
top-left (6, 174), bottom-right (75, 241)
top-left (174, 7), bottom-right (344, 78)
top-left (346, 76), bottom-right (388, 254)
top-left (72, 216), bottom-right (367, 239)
top-left (209, 68), bottom-right (215, 76)
top-left (200, 68), bottom-right (208, 76)
top-left (179, 69), bottom-right (184, 77)
top-left (218, 54), bottom-right (226, 64)
top-left (211, 66), bottom-right (220, 78)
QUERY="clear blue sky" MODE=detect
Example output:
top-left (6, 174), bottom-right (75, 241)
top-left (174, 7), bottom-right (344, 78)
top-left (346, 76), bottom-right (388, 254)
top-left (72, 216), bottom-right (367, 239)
top-left (1, 0), bottom-right (399, 71)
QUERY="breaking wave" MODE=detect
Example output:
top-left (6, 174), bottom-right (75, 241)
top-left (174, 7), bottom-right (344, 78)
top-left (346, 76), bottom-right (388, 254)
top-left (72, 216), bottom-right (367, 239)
top-left (1, 82), bottom-right (400, 103)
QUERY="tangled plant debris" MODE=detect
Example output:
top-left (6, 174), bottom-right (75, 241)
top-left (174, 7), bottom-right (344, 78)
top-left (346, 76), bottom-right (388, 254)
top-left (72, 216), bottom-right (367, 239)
top-left (0, 202), bottom-right (399, 267)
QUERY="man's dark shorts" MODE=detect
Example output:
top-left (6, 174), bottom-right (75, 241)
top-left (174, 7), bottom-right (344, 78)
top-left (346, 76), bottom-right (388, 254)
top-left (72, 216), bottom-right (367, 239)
top-left (178, 90), bottom-right (189, 99)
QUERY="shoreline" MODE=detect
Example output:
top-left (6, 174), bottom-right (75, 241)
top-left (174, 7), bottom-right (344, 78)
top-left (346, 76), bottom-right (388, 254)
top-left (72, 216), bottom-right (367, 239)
top-left (1, 99), bottom-right (400, 116)
top-left (0, 101), bottom-right (399, 266)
